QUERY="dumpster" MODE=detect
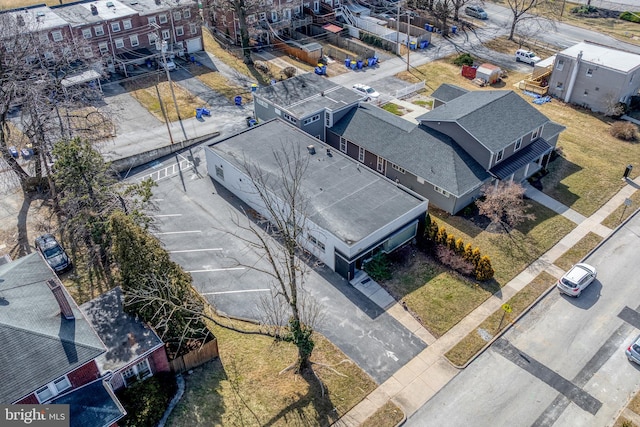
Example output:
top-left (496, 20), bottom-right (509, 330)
top-left (451, 25), bottom-right (457, 34)
top-left (234, 96), bottom-right (242, 106)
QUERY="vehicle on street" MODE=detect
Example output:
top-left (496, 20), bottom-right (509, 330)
top-left (515, 49), bottom-right (541, 65)
top-left (352, 84), bottom-right (380, 101)
top-left (556, 263), bottom-right (597, 297)
top-left (465, 5), bottom-right (487, 19)
top-left (35, 234), bottom-right (71, 273)
top-left (626, 335), bottom-right (640, 365)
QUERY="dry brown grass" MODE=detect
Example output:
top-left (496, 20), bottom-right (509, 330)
top-left (125, 78), bottom-right (204, 122)
top-left (483, 36), bottom-right (559, 59)
top-left (553, 232), bottom-right (603, 271)
top-left (361, 401), bottom-right (405, 427)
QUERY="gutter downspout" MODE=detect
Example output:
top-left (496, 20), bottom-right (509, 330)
top-left (564, 50), bottom-right (582, 103)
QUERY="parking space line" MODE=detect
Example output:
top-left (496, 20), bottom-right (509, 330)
top-left (188, 267), bottom-right (245, 273)
top-left (168, 248), bottom-right (223, 253)
top-left (201, 289), bottom-right (271, 295)
top-left (156, 230), bottom-right (201, 235)
top-left (152, 214), bottom-right (183, 218)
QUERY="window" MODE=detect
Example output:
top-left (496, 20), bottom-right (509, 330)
top-left (556, 59), bottom-right (564, 71)
top-left (162, 29), bottom-right (170, 40)
top-left (148, 33), bottom-right (158, 45)
top-left (190, 23), bottom-right (197, 35)
top-left (586, 68), bottom-right (593, 77)
top-left (325, 112), bottom-right (332, 127)
top-left (51, 30), bottom-right (63, 42)
top-left (531, 127), bottom-right (540, 139)
top-left (358, 147), bottom-right (365, 162)
top-left (283, 113), bottom-right (297, 124)
top-left (111, 22), bottom-right (121, 32)
top-left (82, 28), bottom-right (92, 39)
top-left (495, 149), bottom-right (504, 163)
top-left (36, 375), bottom-right (71, 403)
top-left (123, 19), bottom-right (132, 30)
top-left (259, 12), bottom-right (267, 20)
top-left (295, 5), bottom-right (301, 14)
top-left (98, 42), bottom-right (109, 54)
top-left (514, 138), bottom-right (522, 150)
top-left (159, 14), bottom-right (168, 24)
top-left (95, 24), bottom-right (105, 35)
top-left (215, 165), bottom-right (224, 180)
top-left (83, 46), bottom-right (93, 57)
top-left (377, 156), bottom-right (384, 173)
top-left (115, 38), bottom-right (124, 48)
top-left (271, 10), bottom-right (278, 21)
top-left (391, 163), bottom-right (406, 174)
top-left (174, 11), bottom-right (182, 20)
top-left (284, 8), bottom-right (291, 19)
top-left (556, 82), bottom-right (563, 90)
top-left (434, 186), bottom-right (450, 197)
top-left (44, 51), bottom-right (54, 60)
top-left (303, 114), bottom-right (320, 125)
top-left (308, 235), bottom-right (325, 252)
top-left (122, 359), bottom-right (152, 387)
top-left (39, 33), bottom-right (49, 43)
top-left (130, 34), bottom-right (139, 47)
top-left (583, 90), bottom-right (588, 96)
top-left (148, 16), bottom-right (157, 25)
top-left (339, 137), bottom-right (347, 153)
top-left (175, 26), bottom-right (184, 36)
top-left (183, 9), bottom-right (191, 19)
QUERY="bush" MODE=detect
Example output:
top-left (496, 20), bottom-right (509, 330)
top-left (363, 253), bottom-right (392, 281)
top-left (620, 11), bottom-right (640, 23)
top-left (453, 53), bottom-right (474, 66)
top-left (436, 227), bottom-right (448, 245)
top-left (571, 5), bottom-right (598, 14)
top-left (475, 256), bottom-right (495, 281)
top-left (117, 372), bottom-right (177, 427)
top-left (435, 246), bottom-right (474, 276)
top-left (610, 121), bottom-right (638, 141)
top-left (283, 66), bottom-right (297, 78)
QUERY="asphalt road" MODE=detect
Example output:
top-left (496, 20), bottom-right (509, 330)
top-left (134, 149), bottom-right (427, 384)
top-left (405, 211), bottom-right (640, 427)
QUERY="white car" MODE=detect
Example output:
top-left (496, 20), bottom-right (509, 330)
top-left (161, 60), bottom-right (177, 71)
top-left (556, 263), bottom-right (597, 297)
top-left (352, 84), bottom-right (380, 101)
top-left (515, 49), bottom-right (541, 65)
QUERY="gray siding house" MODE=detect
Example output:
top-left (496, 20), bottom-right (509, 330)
top-left (253, 73), bottom-right (364, 141)
top-left (328, 85), bottom-right (565, 214)
top-left (547, 41), bottom-right (640, 113)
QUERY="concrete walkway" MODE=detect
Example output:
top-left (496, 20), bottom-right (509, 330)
top-left (335, 176), bottom-right (640, 426)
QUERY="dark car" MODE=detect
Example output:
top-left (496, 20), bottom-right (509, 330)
top-left (35, 234), bottom-right (71, 273)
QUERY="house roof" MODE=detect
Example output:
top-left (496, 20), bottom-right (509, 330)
top-left (489, 138), bottom-right (553, 180)
top-left (80, 287), bottom-right (164, 374)
top-left (0, 253), bottom-right (106, 403)
top-left (255, 73), bottom-right (363, 118)
top-left (430, 83), bottom-right (468, 104)
top-left (541, 121), bottom-right (566, 141)
top-left (418, 90), bottom-right (551, 153)
top-left (52, 0), bottom-right (137, 26)
top-left (558, 41), bottom-right (640, 73)
top-left (0, 5), bottom-right (69, 31)
top-left (331, 104), bottom-right (491, 197)
top-left (51, 379), bottom-right (126, 427)
top-left (207, 119), bottom-right (426, 246)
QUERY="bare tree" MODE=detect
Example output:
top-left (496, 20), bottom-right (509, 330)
top-left (451, 0), bottom-right (473, 21)
top-left (432, 0), bottom-right (454, 34)
top-left (477, 181), bottom-right (536, 233)
top-left (505, 0), bottom-right (548, 40)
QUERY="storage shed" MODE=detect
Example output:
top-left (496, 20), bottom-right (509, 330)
top-left (475, 63), bottom-right (502, 85)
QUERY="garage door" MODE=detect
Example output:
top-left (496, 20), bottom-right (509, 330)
top-left (186, 37), bottom-right (203, 53)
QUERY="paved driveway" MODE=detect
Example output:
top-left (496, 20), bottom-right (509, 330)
top-left (138, 147), bottom-right (427, 383)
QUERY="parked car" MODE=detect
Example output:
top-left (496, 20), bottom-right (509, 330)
top-left (626, 335), bottom-right (640, 365)
top-left (352, 84), bottom-right (380, 101)
top-left (465, 5), bottom-right (487, 19)
top-left (35, 234), bottom-right (71, 273)
top-left (556, 263), bottom-right (597, 297)
top-left (161, 60), bottom-right (176, 71)
top-left (515, 49), bottom-right (541, 65)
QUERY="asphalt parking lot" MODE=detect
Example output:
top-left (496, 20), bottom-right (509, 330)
top-left (134, 146), bottom-right (427, 383)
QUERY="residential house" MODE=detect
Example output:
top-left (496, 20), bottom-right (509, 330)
top-left (80, 287), bottom-right (171, 391)
top-left (430, 83), bottom-right (469, 109)
top-left (253, 73), bottom-right (364, 141)
top-left (546, 41), bottom-right (640, 113)
top-left (327, 85), bottom-right (565, 214)
top-left (0, 252), bottom-right (126, 427)
top-left (204, 119), bottom-right (428, 280)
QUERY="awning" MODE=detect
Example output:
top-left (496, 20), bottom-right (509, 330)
top-left (322, 23), bottom-right (343, 33)
top-left (490, 138), bottom-right (552, 180)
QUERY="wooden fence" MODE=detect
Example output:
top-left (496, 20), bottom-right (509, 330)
top-left (169, 338), bottom-right (219, 373)
top-left (274, 40), bottom-right (321, 65)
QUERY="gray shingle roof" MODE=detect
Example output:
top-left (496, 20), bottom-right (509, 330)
top-left (80, 287), bottom-right (164, 374)
top-left (0, 253), bottom-right (106, 403)
top-left (51, 379), bottom-right (125, 427)
top-left (331, 104), bottom-right (491, 197)
top-left (255, 73), bottom-right (363, 118)
top-left (418, 90), bottom-right (551, 153)
top-left (430, 83), bottom-right (469, 104)
top-left (541, 121), bottom-right (566, 141)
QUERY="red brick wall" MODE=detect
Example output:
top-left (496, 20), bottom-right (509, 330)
top-left (149, 347), bottom-right (171, 374)
top-left (15, 394), bottom-right (39, 404)
top-left (67, 360), bottom-right (101, 388)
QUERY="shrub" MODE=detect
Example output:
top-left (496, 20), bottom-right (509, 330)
top-left (470, 247), bottom-right (481, 266)
top-left (453, 53), bottom-right (474, 66)
top-left (436, 227), bottom-right (448, 245)
top-left (455, 238), bottom-right (465, 255)
top-left (610, 121), bottom-right (638, 141)
top-left (464, 243), bottom-right (474, 261)
top-left (571, 5), bottom-right (598, 14)
top-left (283, 66), bottom-right (297, 78)
top-left (363, 253), bottom-right (392, 281)
top-left (446, 234), bottom-right (457, 251)
top-left (475, 255), bottom-right (495, 281)
top-left (117, 372), bottom-right (177, 427)
top-left (620, 11), bottom-right (640, 23)
top-left (435, 246), bottom-right (475, 276)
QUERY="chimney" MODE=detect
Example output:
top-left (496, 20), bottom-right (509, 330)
top-left (90, 4), bottom-right (98, 15)
top-left (307, 145), bottom-right (316, 155)
top-left (47, 279), bottom-right (75, 320)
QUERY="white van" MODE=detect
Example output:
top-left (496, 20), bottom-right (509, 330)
top-left (515, 49), bottom-right (541, 65)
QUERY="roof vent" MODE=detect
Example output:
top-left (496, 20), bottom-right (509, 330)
top-left (47, 279), bottom-right (75, 320)
top-left (16, 15), bottom-right (25, 26)
top-left (307, 145), bottom-right (316, 155)
top-left (90, 4), bottom-right (98, 14)
top-left (106, 1), bottom-right (115, 7)
top-left (326, 148), bottom-right (332, 156)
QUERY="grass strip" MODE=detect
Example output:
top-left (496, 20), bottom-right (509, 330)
top-left (601, 190), bottom-right (640, 229)
top-left (553, 232), bottom-right (603, 271)
top-left (361, 401), bottom-right (405, 427)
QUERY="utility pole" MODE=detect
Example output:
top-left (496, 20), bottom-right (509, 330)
top-left (161, 40), bottom-right (188, 141)
top-left (396, 3), bottom-right (401, 55)
top-left (406, 13), bottom-right (411, 71)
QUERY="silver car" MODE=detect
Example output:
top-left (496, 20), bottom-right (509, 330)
top-left (556, 263), bottom-right (597, 297)
top-left (626, 335), bottom-right (640, 365)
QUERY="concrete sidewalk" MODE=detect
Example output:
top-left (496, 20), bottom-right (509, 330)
top-left (335, 176), bottom-right (640, 426)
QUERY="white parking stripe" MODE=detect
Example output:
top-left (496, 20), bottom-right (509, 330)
top-left (168, 248), bottom-right (223, 253)
top-left (201, 289), bottom-right (271, 295)
top-left (156, 230), bottom-right (201, 235)
top-left (152, 214), bottom-right (183, 217)
top-left (188, 267), bottom-right (245, 273)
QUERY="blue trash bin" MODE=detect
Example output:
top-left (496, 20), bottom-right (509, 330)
top-left (234, 96), bottom-right (242, 106)
top-left (345, 58), bottom-right (351, 68)
top-left (251, 83), bottom-right (258, 92)
top-left (410, 41), bottom-right (417, 50)
top-left (451, 25), bottom-right (457, 34)
top-left (9, 146), bottom-right (18, 158)
top-left (196, 108), bottom-right (203, 119)
top-left (202, 108), bottom-right (211, 116)
top-left (248, 119), bottom-right (257, 127)
top-left (357, 60), bottom-right (363, 69)
top-left (420, 40), bottom-right (429, 49)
